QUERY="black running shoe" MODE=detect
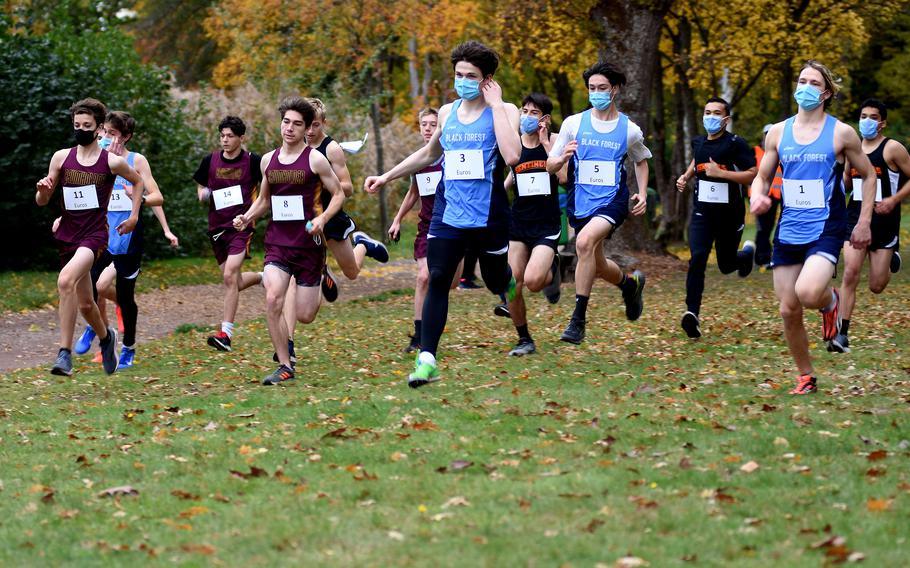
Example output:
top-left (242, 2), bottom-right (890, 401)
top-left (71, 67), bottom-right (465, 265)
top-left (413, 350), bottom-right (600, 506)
top-left (262, 365), bottom-right (295, 385)
top-left (560, 319), bottom-right (586, 344)
top-left (321, 266), bottom-right (339, 302)
top-left (681, 311), bottom-right (701, 339)
top-left (494, 303), bottom-right (510, 317)
top-left (738, 240), bottom-right (755, 278)
top-left (207, 331), bottom-right (232, 352)
top-left (458, 277), bottom-right (481, 289)
top-left (622, 270), bottom-right (646, 321)
top-left (99, 327), bottom-right (118, 375)
top-left (891, 251), bottom-right (901, 274)
top-left (403, 334), bottom-right (421, 354)
top-left (827, 333), bottom-right (850, 353)
top-left (352, 231), bottom-right (389, 263)
top-left (542, 256), bottom-right (561, 304)
top-left (509, 338), bottom-right (536, 356)
top-left (51, 348), bottom-right (73, 377)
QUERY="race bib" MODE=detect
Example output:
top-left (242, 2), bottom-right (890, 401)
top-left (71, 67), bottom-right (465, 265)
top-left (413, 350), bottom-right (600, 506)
top-left (697, 180), bottom-right (729, 204)
top-left (416, 171), bottom-right (442, 197)
top-left (107, 189), bottom-right (132, 212)
top-left (63, 185), bottom-right (99, 211)
top-left (271, 195), bottom-right (305, 221)
top-left (516, 172), bottom-right (551, 197)
top-left (213, 185), bottom-right (244, 210)
top-left (851, 178), bottom-right (883, 203)
top-left (782, 178), bottom-right (825, 209)
top-left (577, 160), bottom-right (617, 187)
top-left (444, 150), bottom-right (485, 180)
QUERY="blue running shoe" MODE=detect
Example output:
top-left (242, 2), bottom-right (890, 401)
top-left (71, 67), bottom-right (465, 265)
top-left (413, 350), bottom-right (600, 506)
top-left (117, 346), bottom-right (136, 369)
top-left (74, 326), bottom-right (96, 355)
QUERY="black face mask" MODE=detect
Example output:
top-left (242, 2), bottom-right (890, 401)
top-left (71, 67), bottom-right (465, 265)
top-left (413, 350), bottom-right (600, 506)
top-left (74, 128), bottom-right (96, 147)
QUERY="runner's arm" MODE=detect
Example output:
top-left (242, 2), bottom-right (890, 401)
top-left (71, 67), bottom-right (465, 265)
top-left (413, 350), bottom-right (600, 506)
top-left (878, 140), bottom-right (910, 214)
top-left (749, 124), bottom-right (782, 214)
top-left (840, 123), bottom-right (876, 225)
top-left (390, 180), bottom-right (420, 241)
top-left (630, 159), bottom-right (649, 216)
top-left (133, 154), bottom-right (163, 207)
top-left (549, 133), bottom-right (569, 185)
top-left (310, 150), bottom-right (344, 234)
top-left (109, 153), bottom-right (145, 235)
top-left (234, 154), bottom-right (272, 229)
top-left (326, 141), bottom-right (354, 197)
top-left (35, 150), bottom-right (67, 206)
top-left (482, 79), bottom-right (521, 166)
top-left (676, 159), bottom-right (696, 191)
top-left (364, 107), bottom-right (448, 193)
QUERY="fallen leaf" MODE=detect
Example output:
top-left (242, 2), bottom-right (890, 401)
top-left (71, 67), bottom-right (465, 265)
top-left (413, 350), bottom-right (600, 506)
top-left (178, 506), bottom-right (210, 519)
top-left (97, 486), bottom-right (139, 498)
top-left (740, 461), bottom-right (760, 473)
top-left (615, 556), bottom-right (649, 567)
top-left (449, 460), bottom-right (473, 471)
top-left (866, 498), bottom-right (893, 512)
top-left (442, 496), bottom-right (470, 508)
top-left (171, 490), bottom-right (201, 501)
top-left (867, 450), bottom-right (888, 462)
top-left (180, 544), bottom-right (215, 555)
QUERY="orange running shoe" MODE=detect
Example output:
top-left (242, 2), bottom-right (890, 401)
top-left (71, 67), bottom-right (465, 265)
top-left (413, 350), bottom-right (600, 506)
top-left (789, 374), bottom-right (817, 395)
top-left (92, 350), bottom-right (102, 363)
top-left (821, 288), bottom-right (841, 341)
top-left (116, 304), bottom-right (125, 334)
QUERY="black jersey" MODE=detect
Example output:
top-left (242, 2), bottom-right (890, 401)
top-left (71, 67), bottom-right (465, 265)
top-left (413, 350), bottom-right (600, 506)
top-left (690, 131), bottom-right (756, 214)
top-left (509, 142), bottom-right (561, 229)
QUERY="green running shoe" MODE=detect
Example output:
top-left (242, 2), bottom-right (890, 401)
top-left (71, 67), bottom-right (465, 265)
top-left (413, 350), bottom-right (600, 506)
top-left (408, 353), bottom-right (440, 388)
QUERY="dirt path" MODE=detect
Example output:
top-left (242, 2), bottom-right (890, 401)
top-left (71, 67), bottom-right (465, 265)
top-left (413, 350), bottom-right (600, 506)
top-left (0, 261), bottom-right (417, 374)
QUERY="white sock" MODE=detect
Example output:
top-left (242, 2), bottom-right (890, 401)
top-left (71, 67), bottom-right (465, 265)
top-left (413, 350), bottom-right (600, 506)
top-left (418, 351), bottom-right (436, 367)
top-left (221, 321), bottom-right (235, 338)
top-left (123, 344), bottom-right (135, 351)
top-left (258, 272), bottom-right (265, 287)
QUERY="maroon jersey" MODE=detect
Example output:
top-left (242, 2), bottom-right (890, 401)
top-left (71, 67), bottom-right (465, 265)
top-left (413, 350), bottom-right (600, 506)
top-left (206, 150), bottom-right (258, 231)
top-left (55, 147), bottom-right (116, 244)
top-left (264, 146), bottom-right (323, 249)
top-left (414, 157), bottom-right (443, 236)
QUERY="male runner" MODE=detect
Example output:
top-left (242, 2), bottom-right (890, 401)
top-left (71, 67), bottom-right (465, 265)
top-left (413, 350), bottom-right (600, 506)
top-left (193, 116), bottom-right (264, 352)
top-left (365, 40), bottom-right (521, 387)
top-left (750, 60), bottom-right (875, 395)
top-left (71, 111), bottom-right (167, 368)
top-left (504, 93), bottom-right (565, 356)
top-left (388, 108), bottom-right (463, 353)
top-left (830, 98), bottom-right (910, 352)
top-left (233, 96), bottom-right (345, 385)
top-left (752, 124), bottom-right (783, 267)
top-left (547, 61), bottom-right (651, 344)
top-left (675, 97), bottom-right (757, 338)
top-left (36, 98), bottom-right (144, 376)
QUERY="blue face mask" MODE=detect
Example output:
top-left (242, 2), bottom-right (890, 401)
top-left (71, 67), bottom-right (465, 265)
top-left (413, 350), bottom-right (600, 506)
top-left (98, 136), bottom-right (112, 150)
top-left (859, 117), bottom-right (879, 139)
top-left (454, 77), bottom-right (481, 101)
top-left (520, 115), bottom-right (540, 134)
top-left (793, 84), bottom-right (824, 111)
top-left (703, 115), bottom-right (724, 135)
top-left (589, 91), bottom-right (612, 111)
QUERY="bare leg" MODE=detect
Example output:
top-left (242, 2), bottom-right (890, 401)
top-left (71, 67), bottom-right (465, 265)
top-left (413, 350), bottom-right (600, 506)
top-left (282, 278), bottom-right (297, 345)
top-left (221, 253), bottom-right (247, 324)
top-left (58, 248), bottom-right (109, 349)
top-left (774, 264), bottom-right (813, 376)
top-left (328, 238), bottom-right (364, 280)
top-left (867, 248), bottom-right (893, 295)
top-left (507, 242), bottom-right (531, 328)
top-left (264, 266), bottom-right (292, 368)
top-left (839, 242), bottom-right (864, 321)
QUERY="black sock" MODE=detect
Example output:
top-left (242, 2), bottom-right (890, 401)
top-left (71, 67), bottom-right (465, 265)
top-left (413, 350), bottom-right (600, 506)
top-left (615, 273), bottom-right (627, 290)
top-left (59, 347), bottom-right (71, 355)
top-left (516, 324), bottom-right (532, 342)
top-left (841, 319), bottom-right (850, 336)
top-left (618, 273), bottom-right (637, 294)
top-left (99, 328), bottom-right (113, 346)
top-left (572, 295), bottom-right (589, 322)
top-left (414, 320), bottom-right (422, 338)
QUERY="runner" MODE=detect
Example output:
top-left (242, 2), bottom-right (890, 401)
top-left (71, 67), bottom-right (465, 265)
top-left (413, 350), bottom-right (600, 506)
top-left (830, 98), bottom-right (910, 352)
top-left (675, 96), bottom-right (757, 338)
top-left (193, 116), bottom-right (264, 352)
top-left (388, 108), bottom-right (464, 353)
top-left (505, 92), bottom-right (565, 356)
top-left (753, 124), bottom-right (783, 268)
top-left (232, 96), bottom-right (345, 385)
top-left (365, 40), bottom-right (521, 387)
top-left (36, 98), bottom-right (144, 376)
top-left (71, 111), bottom-right (169, 369)
top-left (546, 61), bottom-right (652, 344)
top-left (750, 60), bottom-right (875, 395)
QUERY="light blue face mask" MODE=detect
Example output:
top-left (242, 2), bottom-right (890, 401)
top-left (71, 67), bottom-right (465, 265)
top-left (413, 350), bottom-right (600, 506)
top-left (98, 136), bottom-right (113, 150)
top-left (589, 91), bottom-right (612, 111)
top-left (703, 115), bottom-right (724, 135)
top-left (793, 84), bottom-right (824, 111)
top-left (454, 77), bottom-right (481, 101)
top-left (859, 117), bottom-right (879, 139)
top-left (520, 115), bottom-right (540, 134)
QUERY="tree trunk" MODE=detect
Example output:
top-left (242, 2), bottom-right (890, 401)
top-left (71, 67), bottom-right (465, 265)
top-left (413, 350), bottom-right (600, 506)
top-left (591, 0), bottom-right (671, 256)
top-left (370, 69), bottom-right (388, 237)
top-left (551, 70), bottom-right (574, 120)
top-left (652, 51), bottom-right (687, 245)
top-left (778, 59), bottom-right (793, 120)
top-left (408, 36), bottom-right (420, 106)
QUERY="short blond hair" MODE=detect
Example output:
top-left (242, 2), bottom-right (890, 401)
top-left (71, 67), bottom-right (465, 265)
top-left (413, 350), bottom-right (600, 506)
top-left (418, 107), bottom-right (438, 122)
top-left (306, 98), bottom-right (327, 120)
top-left (800, 60), bottom-right (840, 109)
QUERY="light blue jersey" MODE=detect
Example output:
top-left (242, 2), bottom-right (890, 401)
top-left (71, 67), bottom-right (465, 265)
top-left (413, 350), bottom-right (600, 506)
top-left (106, 152), bottom-right (144, 255)
top-left (776, 115), bottom-right (846, 245)
top-left (568, 110), bottom-right (629, 219)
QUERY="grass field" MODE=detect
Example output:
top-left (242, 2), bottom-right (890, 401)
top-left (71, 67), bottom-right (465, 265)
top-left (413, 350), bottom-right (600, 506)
top-left (2, 258), bottom-right (908, 566)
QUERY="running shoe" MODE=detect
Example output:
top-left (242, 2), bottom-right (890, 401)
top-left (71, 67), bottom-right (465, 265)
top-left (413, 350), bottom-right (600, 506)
top-left (821, 288), bottom-right (841, 342)
top-left (115, 304), bottom-right (125, 334)
top-left (99, 327), bottom-right (118, 375)
top-left (50, 348), bottom-right (73, 377)
top-left (403, 334), bottom-right (420, 354)
top-left (560, 319), bottom-right (586, 344)
top-left (117, 346), bottom-right (136, 369)
top-left (458, 277), bottom-right (481, 289)
top-left (207, 331), bottom-right (232, 352)
top-left (509, 338), bottom-right (536, 356)
top-left (789, 374), bottom-right (818, 395)
top-left (352, 231), bottom-right (390, 263)
top-left (92, 351), bottom-right (102, 363)
top-left (681, 310), bottom-right (701, 339)
top-left (891, 251), bottom-right (902, 274)
top-left (827, 333), bottom-right (850, 353)
top-left (622, 270), bottom-right (646, 321)
top-left (321, 266), bottom-right (339, 302)
top-left (542, 256), bottom-right (561, 304)
top-left (74, 326), bottom-right (96, 355)
top-left (738, 240), bottom-right (755, 278)
top-left (262, 365), bottom-right (295, 385)
top-left (494, 303), bottom-right (511, 317)
top-left (408, 354), bottom-right (440, 388)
